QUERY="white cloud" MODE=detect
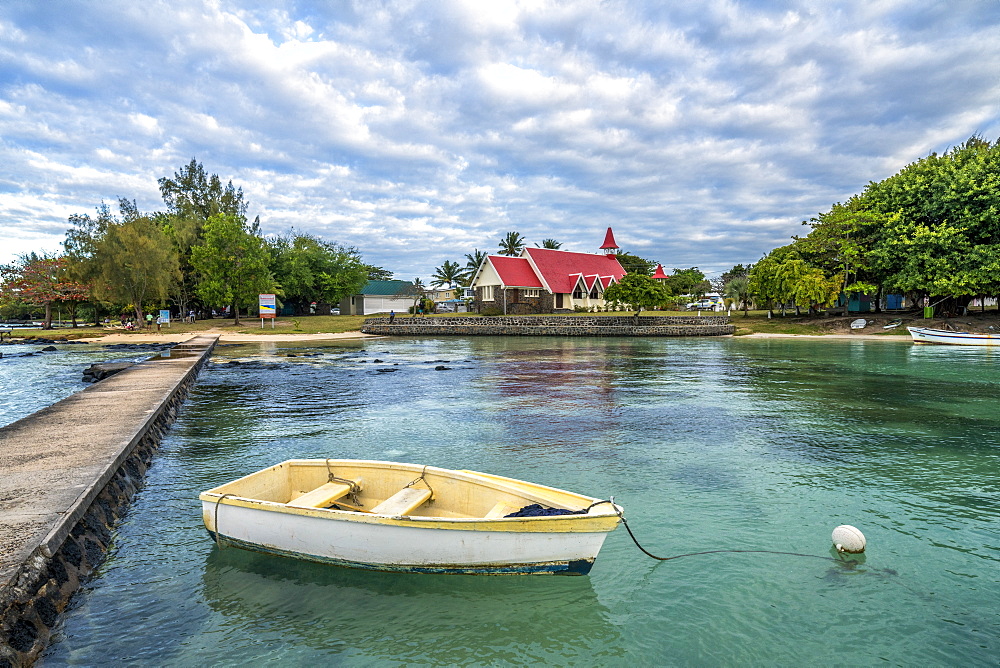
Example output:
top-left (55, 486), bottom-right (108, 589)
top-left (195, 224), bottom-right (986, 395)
top-left (0, 0), bottom-right (998, 280)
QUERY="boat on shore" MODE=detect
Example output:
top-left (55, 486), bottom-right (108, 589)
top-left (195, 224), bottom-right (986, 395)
top-left (200, 459), bottom-right (622, 575)
top-left (907, 326), bottom-right (999, 346)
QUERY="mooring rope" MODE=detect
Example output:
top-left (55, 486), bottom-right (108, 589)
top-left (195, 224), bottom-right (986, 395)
top-left (213, 493), bottom-right (235, 548)
top-left (603, 497), bottom-right (842, 564)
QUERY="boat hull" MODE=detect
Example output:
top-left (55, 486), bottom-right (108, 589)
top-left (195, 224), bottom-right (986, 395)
top-left (200, 460), bottom-right (621, 575)
top-left (908, 326), bottom-right (999, 346)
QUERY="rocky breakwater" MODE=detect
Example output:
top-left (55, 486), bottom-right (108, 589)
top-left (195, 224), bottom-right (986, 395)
top-left (362, 315), bottom-right (735, 337)
top-left (0, 335), bottom-right (218, 666)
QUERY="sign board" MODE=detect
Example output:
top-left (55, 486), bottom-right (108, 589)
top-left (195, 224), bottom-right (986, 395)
top-left (259, 294), bottom-right (277, 318)
top-left (158, 309), bottom-right (170, 325)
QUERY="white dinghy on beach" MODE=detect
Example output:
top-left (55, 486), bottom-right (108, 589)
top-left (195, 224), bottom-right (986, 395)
top-left (907, 326), bottom-right (1000, 346)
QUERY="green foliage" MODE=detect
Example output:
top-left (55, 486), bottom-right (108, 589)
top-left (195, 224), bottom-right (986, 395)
top-left (536, 239), bottom-right (562, 249)
top-left (65, 200), bottom-right (180, 323)
top-left (365, 265), bottom-right (393, 280)
top-left (431, 260), bottom-right (464, 288)
top-left (157, 159), bottom-right (249, 316)
top-left (667, 267), bottom-right (706, 295)
top-left (498, 231), bottom-right (526, 257)
top-left (268, 233), bottom-right (368, 310)
top-left (614, 252), bottom-right (657, 276)
top-left (462, 249), bottom-right (488, 285)
top-left (794, 136), bottom-right (1000, 303)
top-left (191, 213), bottom-right (274, 324)
top-left (723, 275), bottom-right (750, 315)
top-left (603, 273), bottom-right (671, 316)
top-left (714, 264), bottom-right (752, 292)
top-left (0, 254), bottom-right (91, 329)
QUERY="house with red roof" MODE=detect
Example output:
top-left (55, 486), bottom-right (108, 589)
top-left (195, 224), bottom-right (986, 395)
top-left (470, 228), bottom-right (628, 314)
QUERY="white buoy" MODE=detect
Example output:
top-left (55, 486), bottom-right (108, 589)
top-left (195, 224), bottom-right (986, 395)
top-left (832, 525), bottom-right (866, 553)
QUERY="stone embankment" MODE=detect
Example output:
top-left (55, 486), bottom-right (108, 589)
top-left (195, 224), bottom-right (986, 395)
top-left (0, 335), bottom-right (218, 666)
top-left (362, 315), bottom-right (734, 337)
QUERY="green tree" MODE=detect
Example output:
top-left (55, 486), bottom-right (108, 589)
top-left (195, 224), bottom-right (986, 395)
top-left (603, 273), bottom-right (672, 317)
top-left (268, 233), bottom-right (368, 313)
top-left (747, 256), bottom-right (783, 317)
top-left (796, 136), bottom-right (1000, 311)
top-left (536, 239), bottom-right (562, 249)
top-left (667, 267), bottom-right (706, 295)
top-left (462, 249), bottom-right (488, 285)
top-left (723, 275), bottom-right (750, 316)
top-left (431, 260), bottom-right (464, 289)
top-left (715, 264), bottom-right (752, 293)
top-left (158, 159), bottom-right (248, 317)
top-left (365, 265), bottom-right (393, 280)
top-left (407, 278), bottom-right (426, 316)
top-left (191, 213), bottom-right (274, 325)
top-left (498, 231), bottom-right (526, 256)
top-left (65, 200), bottom-right (180, 323)
top-left (0, 254), bottom-right (90, 329)
top-left (614, 252), bottom-right (657, 276)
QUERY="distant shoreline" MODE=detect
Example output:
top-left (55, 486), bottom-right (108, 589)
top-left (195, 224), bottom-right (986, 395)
top-left (63, 330), bottom-right (912, 344)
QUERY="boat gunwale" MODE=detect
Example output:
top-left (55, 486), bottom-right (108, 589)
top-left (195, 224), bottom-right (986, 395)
top-left (200, 459), bottom-right (621, 532)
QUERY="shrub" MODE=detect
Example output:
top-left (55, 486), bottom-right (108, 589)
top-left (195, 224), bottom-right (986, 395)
top-left (480, 307), bottom-right (504, 316)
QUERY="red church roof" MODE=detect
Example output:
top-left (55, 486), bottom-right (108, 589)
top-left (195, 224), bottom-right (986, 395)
top-left (651, 264), bottom-right (669, 279)
top-left (524, 248), bottom-right (626, 294)
top-left (487, 256), bottom-right (544, 288)
top-left (600, 227), bottom-right (619, 250)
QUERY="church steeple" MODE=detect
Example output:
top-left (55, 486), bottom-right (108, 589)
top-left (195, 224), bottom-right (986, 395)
top-left (600, 227), bottom-right (619, 255)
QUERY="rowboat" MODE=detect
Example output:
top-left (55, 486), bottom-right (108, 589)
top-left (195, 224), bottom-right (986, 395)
top-left (907, 326), bottom-right (1000, 346)
top-left (200, 459), bottom-right (622, 575)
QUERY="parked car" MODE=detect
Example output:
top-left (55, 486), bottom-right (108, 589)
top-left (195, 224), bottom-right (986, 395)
top-left (686, 300), bottom-right (716, 310)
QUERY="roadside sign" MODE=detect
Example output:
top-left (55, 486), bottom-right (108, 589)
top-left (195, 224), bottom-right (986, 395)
top-left (158, 309), bottom-right (170, 325)
top-left (259, 294), bottom-right (276, 318)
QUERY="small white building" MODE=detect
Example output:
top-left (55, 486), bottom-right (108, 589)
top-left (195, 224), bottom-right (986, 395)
top-left (340, 280), bottom-right (419, 316)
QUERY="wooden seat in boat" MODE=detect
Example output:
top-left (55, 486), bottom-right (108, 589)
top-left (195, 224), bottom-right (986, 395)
top-left (484, 501), bottom-right (519, 519)
top-left (288, 479), bottom-right (361, 509)
top-left (371, 487), bottom-right (432, 516)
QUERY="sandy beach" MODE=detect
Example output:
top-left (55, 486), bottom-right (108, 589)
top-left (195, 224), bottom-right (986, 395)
top-left (82, 329), bottom-right (380, 344)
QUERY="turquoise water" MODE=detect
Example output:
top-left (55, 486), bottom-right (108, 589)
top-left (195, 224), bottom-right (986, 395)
top-left (0, 342), bottom-right (170, 425)
top-left (18, 337), bottom-right (999, 665)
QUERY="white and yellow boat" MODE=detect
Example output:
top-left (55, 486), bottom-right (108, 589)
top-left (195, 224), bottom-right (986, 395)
top-left (200, 459), bottom-right (622, 575)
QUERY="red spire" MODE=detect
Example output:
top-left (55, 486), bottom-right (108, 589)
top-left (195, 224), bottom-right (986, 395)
top-left (600, 227), bottom-right (619, 254)
top-left (651, 264), bottom-right (669, 280)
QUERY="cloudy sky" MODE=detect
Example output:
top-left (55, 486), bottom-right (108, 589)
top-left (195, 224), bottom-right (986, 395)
top-left (2, 1), bottom-right (999, 280)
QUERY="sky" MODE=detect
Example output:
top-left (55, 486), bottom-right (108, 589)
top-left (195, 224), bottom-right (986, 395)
top-left (2, 1), bottom-right (999, 281)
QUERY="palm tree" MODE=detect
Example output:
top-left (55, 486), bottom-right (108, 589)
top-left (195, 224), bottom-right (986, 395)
top-left (723, 276), bottom-right (750, 316)
top-left (431, 260), bottom-right (463, 289)
top-left (463, 249), bottom-right (487, 282)
top-left (536, 239), bottom-right (562, 249)
top-left (409, 277), bottom-right (426, 316)
top-left (498, 231), bottom-right (526, 256)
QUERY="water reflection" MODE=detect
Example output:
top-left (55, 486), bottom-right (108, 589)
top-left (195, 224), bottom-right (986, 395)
top-left (198, 546), bottom-right (622, 665)
top-left (38, 337), bottom-right (1000, 665)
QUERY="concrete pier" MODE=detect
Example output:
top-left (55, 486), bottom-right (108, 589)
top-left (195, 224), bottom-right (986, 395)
top-left (0, 335), bottom-right (217, 665)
